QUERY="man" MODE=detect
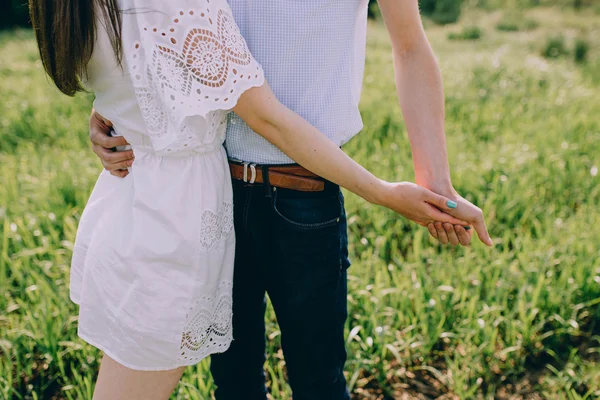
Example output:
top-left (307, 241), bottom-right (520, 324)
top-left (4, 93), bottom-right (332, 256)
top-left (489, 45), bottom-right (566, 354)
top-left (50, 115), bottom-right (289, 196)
top-left (90, 0), bottom-right (488, 398)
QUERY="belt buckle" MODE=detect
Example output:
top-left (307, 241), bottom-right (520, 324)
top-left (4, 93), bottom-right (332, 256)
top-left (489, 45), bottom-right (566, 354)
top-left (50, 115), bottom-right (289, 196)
top-left (242, 162), bottom-right (257, 184)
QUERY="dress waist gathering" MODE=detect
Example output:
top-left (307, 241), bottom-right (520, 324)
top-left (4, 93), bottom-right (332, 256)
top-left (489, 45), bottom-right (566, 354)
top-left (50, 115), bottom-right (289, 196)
top-left (131, 142), bottom-right (225, 160)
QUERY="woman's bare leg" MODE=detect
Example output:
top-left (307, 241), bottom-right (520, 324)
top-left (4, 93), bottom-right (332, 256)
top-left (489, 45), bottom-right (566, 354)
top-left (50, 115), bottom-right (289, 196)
top-left (92, 354), bottom-right (186, 400)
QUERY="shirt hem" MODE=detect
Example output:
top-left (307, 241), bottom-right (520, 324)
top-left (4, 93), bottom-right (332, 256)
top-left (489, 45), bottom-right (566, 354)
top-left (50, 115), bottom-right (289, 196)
top-left (227, 122), bottom-right (364, 165)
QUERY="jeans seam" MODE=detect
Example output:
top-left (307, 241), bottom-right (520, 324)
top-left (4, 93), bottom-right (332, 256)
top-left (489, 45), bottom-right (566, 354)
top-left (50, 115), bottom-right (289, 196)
top-left (242, 187), bottom-right (254, 234)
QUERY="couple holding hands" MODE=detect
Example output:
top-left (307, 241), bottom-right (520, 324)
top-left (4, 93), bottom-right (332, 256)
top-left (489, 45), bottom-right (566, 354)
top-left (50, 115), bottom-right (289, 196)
top-left (29, 0), bottom-right (491, 398)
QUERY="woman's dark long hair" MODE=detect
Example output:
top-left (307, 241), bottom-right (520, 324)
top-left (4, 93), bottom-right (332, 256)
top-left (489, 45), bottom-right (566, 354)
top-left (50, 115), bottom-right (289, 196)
top-left (29, 0), bottom-right (122, 96)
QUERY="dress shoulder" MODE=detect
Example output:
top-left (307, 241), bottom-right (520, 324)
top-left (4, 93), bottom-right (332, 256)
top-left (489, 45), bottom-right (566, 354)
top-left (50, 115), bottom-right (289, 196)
top-left (121, 0), bottom-right (265, 152)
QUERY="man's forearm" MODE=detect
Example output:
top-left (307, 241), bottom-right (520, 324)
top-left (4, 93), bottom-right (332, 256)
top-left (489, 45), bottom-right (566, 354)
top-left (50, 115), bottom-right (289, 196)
top-left (394, 42), bottom-right (454, 194)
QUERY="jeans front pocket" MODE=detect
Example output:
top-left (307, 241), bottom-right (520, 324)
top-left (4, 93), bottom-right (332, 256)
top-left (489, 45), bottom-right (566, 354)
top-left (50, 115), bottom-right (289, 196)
top-left (272, 189), bottom-right (342, 231)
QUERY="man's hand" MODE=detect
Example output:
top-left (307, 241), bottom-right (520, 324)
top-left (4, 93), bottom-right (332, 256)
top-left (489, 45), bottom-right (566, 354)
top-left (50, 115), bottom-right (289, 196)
top-left (89, 110), bottom-right (134, 178)
top-left (425, 185), bottom-right (475, 247)
top-left (428, 222), bottom-right (473, 247)
top-left (376, 1), bottom-right (492, 248)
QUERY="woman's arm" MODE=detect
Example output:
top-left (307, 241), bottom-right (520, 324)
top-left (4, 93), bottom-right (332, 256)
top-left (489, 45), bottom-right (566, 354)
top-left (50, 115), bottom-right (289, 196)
top-left (234, 84), bottom-right (389, 206)
top-left (233, 82), bottom-right (492, 245)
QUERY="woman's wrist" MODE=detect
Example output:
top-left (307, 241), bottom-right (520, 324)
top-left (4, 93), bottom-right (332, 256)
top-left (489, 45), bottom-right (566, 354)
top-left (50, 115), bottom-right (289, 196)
top-left (364, 179), bottom-right (394, 207)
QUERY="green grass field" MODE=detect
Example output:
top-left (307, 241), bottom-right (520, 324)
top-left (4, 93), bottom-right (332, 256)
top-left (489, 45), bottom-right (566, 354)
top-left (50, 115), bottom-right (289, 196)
top-left (1, 6), bottom-right (600, 400)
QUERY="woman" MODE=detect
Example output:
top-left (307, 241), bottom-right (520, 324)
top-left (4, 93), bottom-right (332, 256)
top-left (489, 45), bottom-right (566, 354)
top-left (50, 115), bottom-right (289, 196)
top-left (29, 0), bottom-right (491, 398)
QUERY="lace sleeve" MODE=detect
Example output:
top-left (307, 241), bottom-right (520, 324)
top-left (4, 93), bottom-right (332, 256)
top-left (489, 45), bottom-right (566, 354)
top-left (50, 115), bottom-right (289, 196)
top-left (124, 0), bottom-right (265, 151)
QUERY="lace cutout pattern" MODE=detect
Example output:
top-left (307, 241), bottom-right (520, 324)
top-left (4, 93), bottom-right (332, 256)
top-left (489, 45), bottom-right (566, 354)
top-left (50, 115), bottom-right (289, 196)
top-left (128, 4), bottom-right (264, 151)
top-left (135, 82), bottom-right (168, 138)
top-left (179, 280), bottom-right (233, 363)
top-left (199, 202), bottom-right (234, 249)
top-left (145, 9), bottom-right (254, 90)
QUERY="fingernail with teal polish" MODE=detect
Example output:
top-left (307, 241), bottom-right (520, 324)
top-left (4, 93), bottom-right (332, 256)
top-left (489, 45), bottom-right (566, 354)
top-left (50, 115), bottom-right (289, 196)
top-left (464, 226), bottom-right (471, 230)
top-left (447, 200), bottom-right (457, 209)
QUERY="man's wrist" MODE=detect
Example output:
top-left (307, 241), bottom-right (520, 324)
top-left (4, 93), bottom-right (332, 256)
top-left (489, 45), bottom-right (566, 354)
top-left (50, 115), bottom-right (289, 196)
top-left (417, 177), bottom-right (456, 198)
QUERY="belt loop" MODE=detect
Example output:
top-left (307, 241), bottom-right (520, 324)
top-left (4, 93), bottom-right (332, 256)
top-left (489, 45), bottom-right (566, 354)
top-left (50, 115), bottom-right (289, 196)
top-left (262, 165), bottom-right (273, 199)
top-left (249, 164), bottom-right (257, 184)
top-left (242, 162), bottom-right (249, 183)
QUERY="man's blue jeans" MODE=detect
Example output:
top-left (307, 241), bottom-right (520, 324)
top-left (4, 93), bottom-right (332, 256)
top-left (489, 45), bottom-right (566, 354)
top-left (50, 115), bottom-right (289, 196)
top-left (211, 177), bottom-right (351, 400)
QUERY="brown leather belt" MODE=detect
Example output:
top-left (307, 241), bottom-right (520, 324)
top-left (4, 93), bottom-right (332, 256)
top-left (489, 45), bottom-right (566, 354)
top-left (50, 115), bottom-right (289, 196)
top-left (229, 161), bottom-right (325, 192)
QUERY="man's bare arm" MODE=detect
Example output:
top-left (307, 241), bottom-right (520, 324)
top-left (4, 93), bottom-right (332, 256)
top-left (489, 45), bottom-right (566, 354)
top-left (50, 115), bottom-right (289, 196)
top-left (377, 0), bottom-right (492, 246)
top-left (378, 0), bottom-right (452, 192)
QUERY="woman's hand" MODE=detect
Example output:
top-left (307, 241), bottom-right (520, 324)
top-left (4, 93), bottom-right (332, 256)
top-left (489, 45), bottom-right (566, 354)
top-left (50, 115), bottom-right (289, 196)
top-left (233, 85), bottom-right (491, 246)
top-left (426, 191), bottom-right (493, 247)
top-left (374, 181), bottom-right (470, 227)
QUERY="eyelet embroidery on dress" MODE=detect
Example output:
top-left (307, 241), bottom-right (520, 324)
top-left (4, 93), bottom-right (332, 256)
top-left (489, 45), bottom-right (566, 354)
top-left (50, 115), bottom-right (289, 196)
top-left (128, 4), bottom-right (264, 153)
top-left (179, 280), bottom-right (233, 362)
top-left (135, 82), bottom-right (169, 138)
top-left (216, 10), bottom-right (252, 67)
top-left (148, 9), bottom-right (254, 89)
top-left (199, 202), bottom-right (234, 249)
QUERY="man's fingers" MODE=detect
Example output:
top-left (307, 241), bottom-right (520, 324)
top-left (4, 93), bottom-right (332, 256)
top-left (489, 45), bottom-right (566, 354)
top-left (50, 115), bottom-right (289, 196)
top-left (91, 143), bottom-right (103, 158)
top-left (96, 147), bottom-right (134, 165)
top-left (110, 169), bottom-right (129, 178)
top-left (91, 109), bottom-right (113, 127)
top-left (455, 225), bottom-right (472, 246)
top-left (427, 223), bottom-right (439, 239)
top-left (426, 205), bottom-right (468, 226)
top-left (92, 145), bottom-right (134, 173)
top-left (104, 149), bottom-right (134, 164)
top-left (111, 159), bottom-right (134, 171)
top-left (89, 111), bottom-right (131, 180)
top-left (98, 114), bottom-right (113, 127)
top-left (89, 111), bottom-right (128, 149)
top-left (443, 223), bottom-right (460, 246)
top-left (107, 135), bottom-right (128, 148)
top-left (434, 222), bottom-right (449, 245)
top-left (90, 111), bottom-right (120, 149)
top-left (91, 132), bottom-right (129, 149)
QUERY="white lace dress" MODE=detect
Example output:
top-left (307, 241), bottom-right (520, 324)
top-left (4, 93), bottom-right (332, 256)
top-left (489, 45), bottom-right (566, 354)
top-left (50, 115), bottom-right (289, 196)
top-left (70, 0), bottom-right (264, 370)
